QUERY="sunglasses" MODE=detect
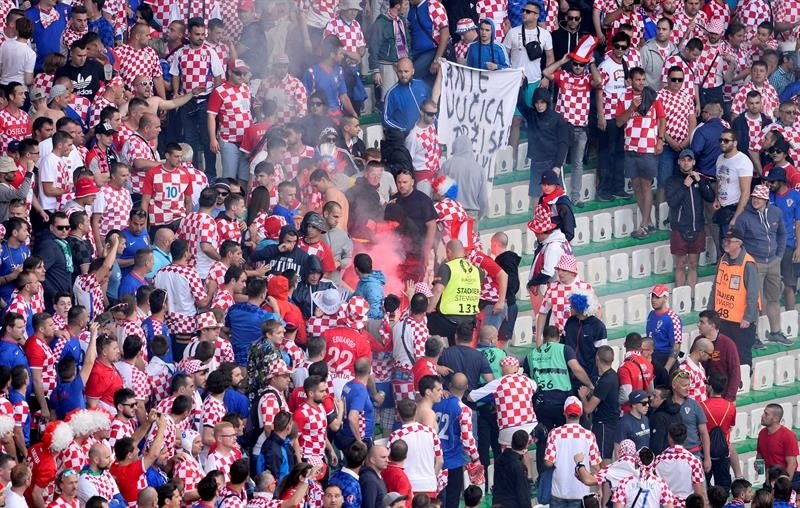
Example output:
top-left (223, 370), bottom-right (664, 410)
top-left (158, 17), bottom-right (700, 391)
top-left (614, 44), bottom-right (628, 50)
top-left (768, 147), bottom-right (784, 154)
top-left (573, 62), bottom-right (586, 67)
top-left (523, 8), bottom-right (539, 14)
top-left (55, 225), bottom-right (70, 231)
top-left (639, 401), bottom-right (649, 406)
top-left (567, 15), bottom-right (581, 20)
top-left (669, 77), bottom-right (684, 82)
top-left (719, 138), bottom-right (734, 143)
top-left (422, 110), bottom-right (438, 116)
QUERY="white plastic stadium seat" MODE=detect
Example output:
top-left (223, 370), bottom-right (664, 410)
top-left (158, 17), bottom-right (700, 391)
top-left (505, 229), bottom-right (523, 256)
top-left (657, 202), bottom-right (670, 230)
top-left (512, 315), bottom-right (534, 347)
top-left (608, 253), bottom-right (629, 283)
top-left (738, 365), bottom-right (751, 395)
top-left (611, 345), bottom-right (623, 370)
top-left (794, 403), bottom-right (800, 429)
top-left (364, 124), bottom-right (384, 149)
top-left (516, 143), bottom-right (530, 171)
top-left (524, 230), bottom-right (537, 255)
top-left (488, 188), bottom-right (506, 218)
top-left (699, 237), bottom-right (717, 266)
top-left (573, 216), bottom-right (590, 246)
top-left (749, 409), bottom-right (764, 439)
top-left (580, 173), bottom-right (596, 203)
top-left (604, 299), bottom-right (625, 328)
top-left (613, 208), bottom-right (634, 239)
top-left (586, 258), bottom-right (608, 286)
top-left (672, 285), bottom-right (693, 315)
top-left (592, 212), bottom-right (612, 242)
top-left (757, 315), bottom-right (770, 345)
top-left (517, 269), bottom-right (530, 301)
top-left (694, 281), bottom-right (712, 312)
top-left (653, 245), bottom-right (673, 274)
top-left (731, 412), bottom-right (749, 443)
top-left (626, 294), bottom-right (648, 324)
top-left (775, 356), bottom-right (796, 386)
top-left (752, 359), bottom-right (775, 391)
top-left (631, 249), bottom-right (652, 279)
top-left (576, 261), bottom-right (586, 281)
top-left (782, 309), bottom-right (799, 340)
top-left (781, 402), bottom-right (793, 429)
top-left (509, 186), bottom-right (530, 214)
top-left (495, 145), bottom-right (514, 175)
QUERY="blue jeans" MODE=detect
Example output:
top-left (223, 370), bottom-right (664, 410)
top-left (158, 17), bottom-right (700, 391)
top-left (180, 98), bottom-right (216, 180)
top-left (598, 121), bottom-right (625, 195)
top-left (220, 140), bottom-right (250, 182)
top-left (658, 145), bottom-right (679, 187)
top-left (550, 496), bottom-right (584, 508)
top-left (481, 302), bottom-right (507, 330)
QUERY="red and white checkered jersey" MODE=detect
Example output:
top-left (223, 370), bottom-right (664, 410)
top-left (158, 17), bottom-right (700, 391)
top-left (146, 357), bottom-right (174, 405)
top-left (777, 0), bottom-right (800, 39)
top-left (323, 17), bottom-right (366, 54)
top-left (216, 216), bottom-right (242, 246)
top-left (607, 11), bottom-right (644, 48)
top-left (661, 54), bottom-right (697, 97)
top-left (455, 40), bottom-right (469, 61)
top-left (0, 0), bottom-right (12, 32)
top-left (154, 263), bottom-right (208, 334)
top-left (281, 338), bottom-right (304, 369)
top-left (735, 0), bottom-right (774, 32)
top-left (116, 361), bottom-right (152, 401)
top-left (0, 107), bottom-right (29, 153)
top-left (7, 297), bottom-right (33, 337)
top-left (544, 423), bottom-right (601, 499)
top-left (612, 469), bottom-right (677, 508)
top-left (745, 114), bottom-right (766, 152)
top-left (458, 400), bottom-right (480, 463)
top-left (615, 89), bottom-right (665, 153)
top-left (678, 357), bottom-right (707, 402)
top-left (12, 396), bottom-right (28, 430)
top-left (108, 417), bottom-right (136, 448)
top-left (388, 422), bottom-right (443, 493)
top-left (120, 134), bottom-right (159, 193)
top-left (405, 123), bottom-right (441, 182)
top-left (113, 44), bottom-right (162, 88)
top-left (260, 74), bottom-right (308, 125)
top-left (670, 10), bottom-right (708, 45)
top-left (282, 145), bottom-right (315, 180)
top-left (78, 468), bottom-right (120, 501)
top-left (58, 439), bottom-right (91, 472)
top-left (297, 238), bottom-right (335, 274)
top-left (212, 288), bottom-right (235, 312)
top-left (88, 95), bottom-right (115, 129)
top-left (61, 25), bottom-right (87, 53)
top-left (116, 320), bottom-right (148, 360)
top-left (142, 165), bottom-right (193, 225)
top-left (494, 373), bottom-right (537, 430)
top-left (419, 0), bottom-right (449, 44)
top-left (654, 446), bottom-right (704, 506)
top-left (218, 486), bottom-right (247, 508)
top-left (476, 0), bottom-right (507, 39)
top-left (175, 457), bottom-right (205, 496)
top-left (293, 401), bottom-right (328, 460)
top-left (542, 0), bottom-right (559, 30)
top-left (49, 496), bottom-right (81, 508)
top-left (721, 41), bottom-right (752, 101)
top-left (731, 81), bottom-right (779, 119)
top-left (202, 395), bottom-right (227, 428)
top-left (205, 449), bottom-right (239, 483)
top-left (25, 335), bottom-right (56, 396)
top-left (703, 0), bottom-right (731, 30)
top-left (70, 96), bottom-right (91, 125)
top-left (599, 56), bottom-right (628, 120)
top-left (694, 40), bottom-right (726, 88)
top-left (554, 69), bottom-right (593, 127)
top-left (217, 0), bottom-right (242, 40)
top-left (169, 43), bottom-right (224, 95)
top-left (73, 274), bottom-right (105, 321)
top-left (33, 72), bottom-right (54, 97)
top-left (178, 211), bottom-right (219, 266)
top-left (657, 88), bottom-right (695, 142)
top-left (539, 278), bottom-right (595, 334)
top-left (259, 390), bottom-right (289, 429)
top-left (434, 197), bottom-right (469, 245)
top-left (306, 310), bottom-right (344, 337)
top-left (207, 261), bottom-right (227, 287)
top-left (207, 81), bottom-right (252, 143)
top-left (466, 248), bottom-right (502, 302)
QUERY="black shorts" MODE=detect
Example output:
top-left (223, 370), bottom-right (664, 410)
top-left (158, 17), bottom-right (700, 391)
top-left (592, 420), bottom-right (617, 460)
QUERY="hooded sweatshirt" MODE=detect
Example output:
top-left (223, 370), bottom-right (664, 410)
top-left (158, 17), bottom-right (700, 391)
top-left (293, 255), bottom-right (336, 318)
top-left (266, 275), bottom-right (307, 343)
top-left (354, 271), bottom-right (387, 319)
top-left (440, 135), bottom-right (489, 217)
top-left (466, 19), bottom-right (510, 70)
top-left (517, 87), bottom-right (570, 164)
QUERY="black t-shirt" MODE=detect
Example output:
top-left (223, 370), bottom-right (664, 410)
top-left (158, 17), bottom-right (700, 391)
top-left (54, 60), bottom-right (106, 101)
top-left (393, 189), bottom-right (437, 238)
top-left (438, 344), bottom-right (493, 391)
top-left (593, 367), bottom-right (620, 424)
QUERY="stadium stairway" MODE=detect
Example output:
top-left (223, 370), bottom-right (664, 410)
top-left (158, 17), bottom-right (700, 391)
top-left (356, 121), bottom-right (800, 507)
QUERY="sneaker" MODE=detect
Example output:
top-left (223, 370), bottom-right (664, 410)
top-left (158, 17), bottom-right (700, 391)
top-left (596, 192), bottom-right (614, 202)
top-left (753, 339), bottom-right (768, 350)
top-left (612, 191), bottom-right (633, 199)
top-left (631, 227), bottom-right (650, 239)
top-left (645, 223), bottom-right (658, 233)
top-left (768, 331), bottom-right (794, 346)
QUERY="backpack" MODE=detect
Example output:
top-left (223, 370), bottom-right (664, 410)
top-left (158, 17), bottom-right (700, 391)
top-left (703, 400), bottom-right (732, 460)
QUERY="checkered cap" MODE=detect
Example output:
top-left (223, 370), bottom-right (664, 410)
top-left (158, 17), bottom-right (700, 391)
top-left (195, 311), bottom-right (221, 332)
top-left (500, 355), bottom-right (520, 368)
top-left (651, 283), bottom-right (670, 297)
top-left (344, 295), bottom-right (370, 329)
top-left (706, 17), bottom-right (725, 33)
top-left (414, 282), bottom-right (434, 298)
top-left (527, 205), bottom-right (557, 234)
top-left (555, 254), bottom-right (578, 274)
top-left (182, 359), bottom-right (208, 375)
top-left (752, 183), bottom-right (770, 200)
top-left (455, 17), bottom-right (477, 33)
top-left (268, 359), bottom-right (293, 379)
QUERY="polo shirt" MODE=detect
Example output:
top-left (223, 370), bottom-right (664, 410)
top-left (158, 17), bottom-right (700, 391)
top-left (85, 361), bottom-right (124, 410)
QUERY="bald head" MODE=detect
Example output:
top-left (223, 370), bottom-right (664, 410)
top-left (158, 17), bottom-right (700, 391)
top-left (445, 239), bottom-right (465, 259)
top-left (450, 373), bottom-right (468, 394)
top-left (88, 442), bottom-right (110, 460)
top-left (130, 23), bottom-right (149, 39)
top-left (354, 357), bottom-right (371, 377)
top-left (154, 226), bottom-right (175, 249)
top-left (395, 57), bottom-right (414, 84)
top-left (691, 337), bottom-right (713, 355)
top-left (478, 325), bottom-right (498, 344)
top-left (138, 487), bottom-right (157, 507)
top-left (367, 444), bottom-right (389, 471)
top-left (139, 112), bottom-right (159, 131)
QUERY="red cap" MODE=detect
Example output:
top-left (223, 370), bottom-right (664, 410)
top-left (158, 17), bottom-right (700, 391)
top-left (75, 177), bottom-right (99, 199)
top-left (651, 283), bottom-right (670, 298)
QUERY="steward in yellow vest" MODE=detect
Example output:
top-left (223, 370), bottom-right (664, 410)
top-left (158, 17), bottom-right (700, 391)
top-left (428, 239), bottom-right (483, 344)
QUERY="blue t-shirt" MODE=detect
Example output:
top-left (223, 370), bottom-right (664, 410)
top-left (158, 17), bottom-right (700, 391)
top-left (304, 64), bottom-right (347, 113)
top-left (26, 4), bottom-right (71, 71)
top-left (330, 470), bottom-right (362, 508)
top-left (118, 272), bottom-right (146, 299)
top-left (141, 316), bottom-right (172, 363)
top-left (615, 412), bottom-right (651, 450)
top-left (8, 389), bottom-right (29, 445)
top-left (340, 379), bottom-right (374, 441)
top-left (50, 335), bottom-right (84, 368)
top-left (120, 229), bottom-right (150, 276)
top-left (225, 302), bottom-right (280, 365)
top-left (224, 387), bottom-right (250, 419)
top-left (271, 204), bottom-right (298, 226)
top-left (438, 345), bottom-right (493, 390)
top-left (0, 242), bottom-right (29, 306)
top-left (50, 376), bottom-right (85, 420)
top-left (771, 188), bottom-right (800, 248)
top-left (434, 395), bottom-right (465, 470)
top-left (107, 262), bottom-right (122, 300)
top-left (0, 339), bottom-right (29, 372)
top-left (645, 310), bottom-right (679, 353)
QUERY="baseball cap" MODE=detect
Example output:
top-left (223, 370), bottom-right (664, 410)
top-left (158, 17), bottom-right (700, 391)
top-left (724, 228), bottom-right (745, 241)
top-left (95, 122), bottom-right (117, 136)
top-left (231, 59), bottom-right (250, 73)
top-left (7, 140), bottom-right (20, 153)
top-left (765, 167), bottom-right (787, 182)
top-left (75, 177), bottom-right (100, 199)
top-left (540, 169), bottom-right (561, 186)
top-left (384, 493), bottom-right (409, 506)
top-left (628, 390), bottom-right (649, 405)
top-left (651, 283), bottom-right (669, 298)
top-left (29, 87), bottom-right (46, 102)
top-left (678, 148), bottom-right (695, 160)
top-left (48, 84), bottom-right (68, 102)
top-left (0, 156), bottom-right (16, 174)
top-left (564, 395), bottom-right (583, 416)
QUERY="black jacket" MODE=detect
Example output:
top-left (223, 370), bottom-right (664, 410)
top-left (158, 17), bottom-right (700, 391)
top-left (493, 449), bottom-right (531, 508)
top-left (552, 26), bottom-right (583, 62)
top-left (732, 112), bottom-right (771, 157)
top-left (34, 230), bottom-right (71, 312)
top-left (293, 256), bottom-right (336, 318)
top-left (261, 432), bottom-right (297, 481)
top-left (495, 250), bottom-right (521, 305)
top-left (664, 172), bottom-right (715, 234)
top-left (359, 466), bottom-right (387, 508)
top-left (346, 177), bottom-right (384, 240)
top-left (516, 89), bottom-right (570, 165)
top-left (649, 399), bottom-right (683, 455)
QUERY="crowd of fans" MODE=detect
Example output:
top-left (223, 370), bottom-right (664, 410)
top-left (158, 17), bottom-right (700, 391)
top-left (0, 0), bottom-right (799, 506)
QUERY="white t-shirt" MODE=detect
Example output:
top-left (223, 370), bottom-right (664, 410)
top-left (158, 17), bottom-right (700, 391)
top-left (38, 152), bottom-right (68, 211)
top-left (716, 151), bottom-right (754, 207)
top-left (503, 25), bottom-right (553, 82)
top-left (38, 137), bottom-right (84, 176)
top-left (4, 489), bottom-right (27, 508)
top-left (153, 268), bottom-right (197, 319)
top-left (0, 39), bottom-right (35, 85)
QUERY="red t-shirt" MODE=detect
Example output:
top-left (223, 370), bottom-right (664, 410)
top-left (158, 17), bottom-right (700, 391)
top-left (110, 459), bottom-right (144, 503)
top-left (381, 463), bottom-right (413, 508)
top-left (322, 327), bottom-right (371, 377)
top-left (411, 358), bottom-right (438, 390)
top-left (25, 442), bottom-right (55, 503)
top-left (757, 425), bottom-right (800, 469)
top-left (85, 361), bottom-right (124, 407)
top-left (288, 386), bottom-right (336, 415)
top-left (618, 354), bottom-right (655, 413)
top-left (240, 121), bottom-right (270, 155)
top-left (701, 397), bottom-right (736, 440)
